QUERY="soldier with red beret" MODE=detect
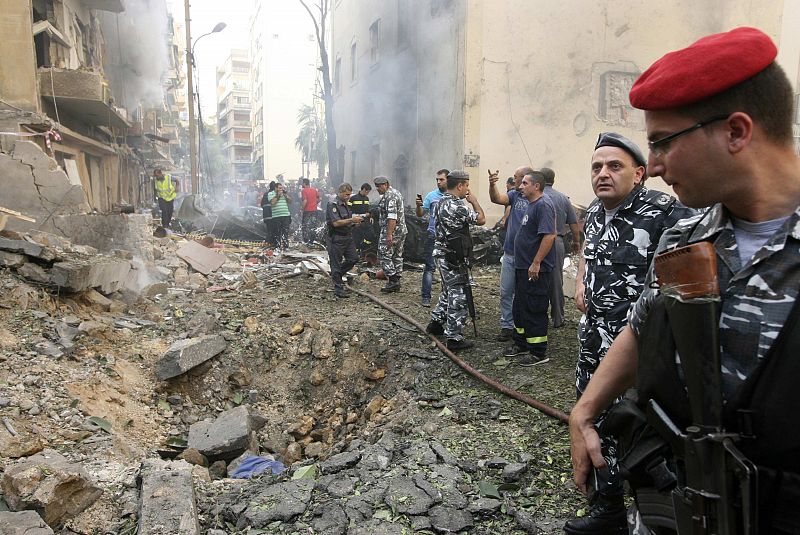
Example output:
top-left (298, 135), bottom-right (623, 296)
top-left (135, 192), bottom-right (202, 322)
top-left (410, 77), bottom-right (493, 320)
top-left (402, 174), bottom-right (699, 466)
top-left (569, 27), bottom-right (800, 534)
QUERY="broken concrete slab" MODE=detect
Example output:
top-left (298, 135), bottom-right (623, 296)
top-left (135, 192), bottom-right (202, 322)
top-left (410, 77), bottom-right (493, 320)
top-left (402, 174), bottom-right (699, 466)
top-left (17, 262), bottom-right (50, 284)
top-left (0, 237), bottom-right (56, 261)
top-left (49, 257), bottom-right (131, 293)
top-left (176, 240), bottom-right (226, 275)
top-left (1, 449), bottom-right (102, 527)
top-left (187, 405), bottom-right (264, 461)
top-left (0, 511), bottom-right (54, 534)
top-left (53, 213), bottom-right (155, 262)
top-left (155, 334), bottom-right (228, 380)
top-left (237, 479), bottom-right (314, 528)
top-left (138, 459), bottom-right (199, 535)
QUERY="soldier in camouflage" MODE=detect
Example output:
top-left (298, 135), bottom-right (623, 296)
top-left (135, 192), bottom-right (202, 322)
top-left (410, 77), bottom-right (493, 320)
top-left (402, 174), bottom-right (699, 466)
top-left (373, 176), bottom-right (406, 293)
top-left (425, 170), bottom-right (486, 351)
top-left (565, 132), bottom-right (694, 535)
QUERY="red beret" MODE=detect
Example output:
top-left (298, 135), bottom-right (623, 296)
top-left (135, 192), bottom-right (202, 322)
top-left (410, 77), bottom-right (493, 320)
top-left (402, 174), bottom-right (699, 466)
top-left (629, 27), bottom-right (777, 110)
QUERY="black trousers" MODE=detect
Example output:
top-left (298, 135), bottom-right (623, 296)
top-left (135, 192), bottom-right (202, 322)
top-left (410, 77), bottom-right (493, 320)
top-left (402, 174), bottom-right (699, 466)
top-left (328, 234), bottom-right (357, 289)
top-left (302, 211), bottom-right (318, 243)
top-left (272, 216), bottom-right (291, 248)
top-left (158, 197), bottom-right (174, 228)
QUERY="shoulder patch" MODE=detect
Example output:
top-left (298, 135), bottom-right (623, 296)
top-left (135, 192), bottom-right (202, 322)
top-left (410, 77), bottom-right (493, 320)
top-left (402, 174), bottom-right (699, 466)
top-left (642, 189), bottom-right (676, 211)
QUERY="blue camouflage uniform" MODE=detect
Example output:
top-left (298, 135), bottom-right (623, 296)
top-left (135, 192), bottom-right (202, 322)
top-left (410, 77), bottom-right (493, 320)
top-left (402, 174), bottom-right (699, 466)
top-left (430, 193), bottom-right (479, 342)
top-left (377, 186), bottom-right (406, 278)
top-left (579, 185), bottom-right (695, 497)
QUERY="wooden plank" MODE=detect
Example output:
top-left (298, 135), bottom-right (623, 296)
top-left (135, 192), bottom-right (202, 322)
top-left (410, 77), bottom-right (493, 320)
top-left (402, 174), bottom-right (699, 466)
top-left (0, 206), bottom-right (36, 222)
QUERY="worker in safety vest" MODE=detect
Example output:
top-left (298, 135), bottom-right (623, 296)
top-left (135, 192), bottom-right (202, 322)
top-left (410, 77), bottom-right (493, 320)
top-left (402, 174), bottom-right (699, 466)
top-left (153, 168), bottom-right (179, 228)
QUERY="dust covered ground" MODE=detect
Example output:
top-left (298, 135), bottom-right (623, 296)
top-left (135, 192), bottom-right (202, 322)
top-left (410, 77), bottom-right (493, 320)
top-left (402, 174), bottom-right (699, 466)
top-left (0, 240), bottom-right (586, 534)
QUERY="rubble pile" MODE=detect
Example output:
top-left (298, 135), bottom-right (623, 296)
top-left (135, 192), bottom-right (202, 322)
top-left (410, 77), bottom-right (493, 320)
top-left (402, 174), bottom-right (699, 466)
top-left (201, 430), bottom-right (545, 534)
top-left (0, 223), bottom-right (579, 533)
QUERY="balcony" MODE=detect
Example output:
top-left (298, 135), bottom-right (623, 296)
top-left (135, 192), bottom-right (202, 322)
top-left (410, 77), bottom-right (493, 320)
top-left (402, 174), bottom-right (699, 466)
top-left (38, 68), bottom-right (130, 130)
top-left (80, 0), bottom-right (124, 12)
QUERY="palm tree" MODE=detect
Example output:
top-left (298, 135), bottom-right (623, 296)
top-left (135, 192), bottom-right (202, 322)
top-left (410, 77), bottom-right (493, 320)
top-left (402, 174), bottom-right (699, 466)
top-left (295, 104), bottom-right (327, 180)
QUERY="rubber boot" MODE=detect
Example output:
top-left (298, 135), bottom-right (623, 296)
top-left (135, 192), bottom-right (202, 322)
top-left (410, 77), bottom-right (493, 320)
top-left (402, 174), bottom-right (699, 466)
top-left (563, 494), bottom-right (627, 534)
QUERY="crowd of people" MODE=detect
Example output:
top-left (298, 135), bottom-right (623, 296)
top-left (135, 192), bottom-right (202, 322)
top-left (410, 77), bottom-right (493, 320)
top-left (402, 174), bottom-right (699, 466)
top-left (321, 27), bottom-right (800, 535)
top-left (148, 26), bottom-right (799, 534)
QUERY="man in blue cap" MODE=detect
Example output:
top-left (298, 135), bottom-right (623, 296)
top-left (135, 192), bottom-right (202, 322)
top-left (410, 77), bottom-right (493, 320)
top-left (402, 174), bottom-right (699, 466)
top-left (566, 132), bottom-right (694, 534)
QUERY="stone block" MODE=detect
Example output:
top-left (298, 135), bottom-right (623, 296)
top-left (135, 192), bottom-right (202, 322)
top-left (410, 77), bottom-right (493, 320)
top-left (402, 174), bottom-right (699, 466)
top-left (0, 511), bottom-right (54, 534)
top-left (52, 213), bottom-right (154, 262)
top-left (0, 251), bottom-right (26, 268)
top-left (187, 405), bottom-right (262, 461)
top-left (138, 459), bottom-right (199, 535)
top-left (1, 449), bottom-right (102, 527)
top-left (17, 262), bottom-right (49, 284)
top-left (155, 335), bottom-right (227, 380)
top-left (49, 258), bottom-right (131, 293)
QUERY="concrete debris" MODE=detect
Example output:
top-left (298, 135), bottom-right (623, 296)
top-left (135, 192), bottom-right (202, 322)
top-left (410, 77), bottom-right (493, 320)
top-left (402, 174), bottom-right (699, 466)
top-left (187, 405), bottom-right (265, 461)
top-left (49, 258), bottom-right (131, 293)
top-left (0, 236), bottom-right (57, 261)
top-left (0, 511), bottom-right (54, 535)
top-left (53, 213), bottom-right (155, 262)
top-left (138, 459), bottom-right (200, 535)
top-left (236, 479), bottom-right (314, 528)
top-left (176, 241), bottom-right (226, 275)
top-left (1, 449), bottom-right (102, 527)
top-left (155, 334), bottom-right (228, 380)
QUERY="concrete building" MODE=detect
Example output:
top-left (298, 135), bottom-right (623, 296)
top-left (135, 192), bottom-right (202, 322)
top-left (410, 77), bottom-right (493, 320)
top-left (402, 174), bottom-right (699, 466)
top-left (249, 0), bottom-right (319, 182)
top-left (330, 1), bottom-right (800, 220)
top-left (216, 49), bottom-right (253, 189)
top-left (0, 0), bottom-right (185, 232)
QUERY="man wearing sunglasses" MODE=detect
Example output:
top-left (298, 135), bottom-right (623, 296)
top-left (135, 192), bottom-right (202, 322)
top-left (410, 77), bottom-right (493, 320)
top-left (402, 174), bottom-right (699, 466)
top-left (570, 27), bottom-right (800, 534)
top-left (566, 133), bottom-right (694, 535)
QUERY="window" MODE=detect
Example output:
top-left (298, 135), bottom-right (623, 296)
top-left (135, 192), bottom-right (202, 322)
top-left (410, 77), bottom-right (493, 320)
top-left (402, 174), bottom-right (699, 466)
top-left (350, 42), bottom-right (357, 82)
top-left (334, 56), bottom-right (342, 93)
top-left (369, 20), bottom-right (381, 63)
top-left (397, 0), bottom-right (409, 49)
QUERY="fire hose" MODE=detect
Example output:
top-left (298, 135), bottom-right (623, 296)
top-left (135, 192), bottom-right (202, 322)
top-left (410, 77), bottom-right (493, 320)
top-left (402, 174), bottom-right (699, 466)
top-left (306, 259), bottom-right (570, 424)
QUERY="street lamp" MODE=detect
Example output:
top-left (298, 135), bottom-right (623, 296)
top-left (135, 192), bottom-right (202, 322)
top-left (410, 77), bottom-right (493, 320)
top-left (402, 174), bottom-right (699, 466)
top-left (183, 5), bottom-right (226, 196)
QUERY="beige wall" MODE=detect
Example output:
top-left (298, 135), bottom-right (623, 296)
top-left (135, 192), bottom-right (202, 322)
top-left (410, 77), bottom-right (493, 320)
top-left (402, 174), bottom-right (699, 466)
top-left (468, 0), bottom-right (793, 221)
top-left (0, 0), bottom-right (39, 112)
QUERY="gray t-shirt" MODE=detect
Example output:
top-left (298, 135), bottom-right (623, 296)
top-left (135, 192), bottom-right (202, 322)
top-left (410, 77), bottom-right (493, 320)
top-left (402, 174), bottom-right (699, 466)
top-left (732, 215), bottom-right (790, 264)
top-left (544, 185), bottom-right (578, 236)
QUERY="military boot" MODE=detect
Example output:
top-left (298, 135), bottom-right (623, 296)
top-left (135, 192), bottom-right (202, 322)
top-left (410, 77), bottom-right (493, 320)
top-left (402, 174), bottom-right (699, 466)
top-left (381, 275), bottom-right (401, 293)
top-left (563, 494), bottom-right (627, 534)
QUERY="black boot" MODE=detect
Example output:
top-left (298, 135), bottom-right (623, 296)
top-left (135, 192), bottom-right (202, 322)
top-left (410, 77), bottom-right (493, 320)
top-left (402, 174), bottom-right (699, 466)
top-left (381, 275), bottom-right (401, 293)
top-left (426, 321), bottom-right (445, 335)
top-left (563, 494), bottom-right (627, 534)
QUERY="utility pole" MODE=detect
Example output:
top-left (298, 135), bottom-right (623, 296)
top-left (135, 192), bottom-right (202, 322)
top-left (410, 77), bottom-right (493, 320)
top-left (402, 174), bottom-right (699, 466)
top-left (184, 0), bottom-right (198, 195)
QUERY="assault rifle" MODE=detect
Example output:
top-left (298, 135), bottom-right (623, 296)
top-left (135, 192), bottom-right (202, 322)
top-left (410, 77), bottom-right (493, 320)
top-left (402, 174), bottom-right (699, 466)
top-left (646, 242), bottom-right (757, 534)
top-left (463, 259), bottom-right (478, 337)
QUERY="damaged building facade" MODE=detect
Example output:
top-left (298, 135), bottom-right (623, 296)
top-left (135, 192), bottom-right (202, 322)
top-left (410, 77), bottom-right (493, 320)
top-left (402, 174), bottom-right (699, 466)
top-left (0, 0), bottom-right (187, 234)
top-left (330, 0), bottom-right (800, 218)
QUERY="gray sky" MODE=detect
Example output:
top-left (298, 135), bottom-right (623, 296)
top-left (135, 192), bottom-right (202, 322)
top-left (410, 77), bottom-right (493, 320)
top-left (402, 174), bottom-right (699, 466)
top-left (166, 0), bottom-right (255, 117)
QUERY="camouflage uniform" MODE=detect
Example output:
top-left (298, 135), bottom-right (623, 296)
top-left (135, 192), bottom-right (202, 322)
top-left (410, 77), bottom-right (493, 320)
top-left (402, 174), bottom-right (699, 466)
top-left (629, 203), bottom-right (800, 397)
top-left (377, 186), bottom-right (406, 278)
top-left (579, 185), bottom-right (695, 496)
top-left (430, 193), bottom-right (479, 341)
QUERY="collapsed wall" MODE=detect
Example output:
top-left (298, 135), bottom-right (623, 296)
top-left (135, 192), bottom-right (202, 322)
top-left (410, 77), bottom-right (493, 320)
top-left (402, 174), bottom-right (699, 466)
top-left (0, 140), bottom-right (89, 233)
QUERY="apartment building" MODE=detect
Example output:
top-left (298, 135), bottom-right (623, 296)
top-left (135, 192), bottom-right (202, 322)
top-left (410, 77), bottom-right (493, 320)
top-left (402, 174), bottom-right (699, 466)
top-left (0, 0), bottom-right (185, 231)
top-left (330, 0), bottom-right (800, 219)
top-left (216, 49), bottom-right (253, 188)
